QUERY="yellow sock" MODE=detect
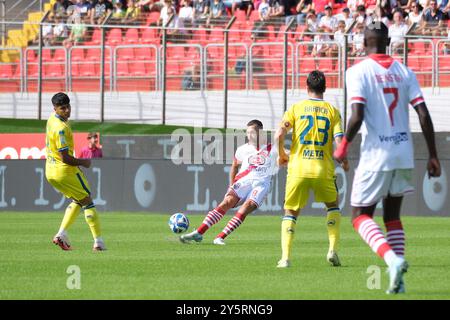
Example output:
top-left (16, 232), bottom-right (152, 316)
top-left (281, 216), bottom-right (297, 261)
top-left (84, 203), bottom-right (101, 239)
top-left (59, 202), bottom-right (81, 233)
top-left (326, 207), bottom-right (341, 252)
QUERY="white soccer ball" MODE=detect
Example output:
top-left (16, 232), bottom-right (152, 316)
top-left (168, 213), bottom-right (189, 234)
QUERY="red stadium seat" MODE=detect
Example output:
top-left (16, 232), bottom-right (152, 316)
top-left (26, 49), bottom-right (37, 62)
top-left (80, 62), bottom-right (98, 77)
top-left (141, 28), bottom-right (159, 44)
top-left (117, 47), bottom-right (135, 61)
top-left (53, 48), bottom-right (66, 62)
top-left (116, 61), bottom-right (130, 76)
top-left (167, 46), bottom-right (186, 59)
top-left (0, 64), bottom-right (13, 78)
top-left (124, 28), bottom-right (139, 44)
top-left (129, 61), bottom-right (147, 76)
top-left (135, 47), bottom-right (154, 61)
top-left (44, 63), bottom-right (64, 77)
top-left (318, 58), bottom-right (334, 72)
top-left (146, 12), bottom-right (160, 25)
top-left (42, 48), bottom-right (53, 61)
top-left (106, 28), bottom-right (122, 46)
top-left (90, 28), bottom-right (102, 45)
top-left (71, 47), bottom-right (85, 61)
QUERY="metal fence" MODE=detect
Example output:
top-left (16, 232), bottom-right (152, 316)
top-left (1, 18), bottom-right (450, 128)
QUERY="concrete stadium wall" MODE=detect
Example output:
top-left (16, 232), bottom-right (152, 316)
top-left (1, 87), bottom-right (450, 131)
top-left (0, 158), bottom-right (448, 216)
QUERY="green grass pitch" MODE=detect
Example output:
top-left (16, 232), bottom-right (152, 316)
top-left (0, 213), bottom-right (449, 300)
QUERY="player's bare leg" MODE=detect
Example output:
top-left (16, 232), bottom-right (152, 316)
top-left (78, 196), bottom-right (105, 251)
top-left (180, 194), bottom-right (239, 244)
top-left (278, 209), bottom-right (300, 268)
top-left (213, 200), bottom-right (258, 245)
top-left (352, 204), bottom-right (406, 294)
top-left (53, 200), bottom-right (82, 251)
top-left (383, 195), bottom-right (408, 293)
top-left (324, 200), bottom-right (342, 267)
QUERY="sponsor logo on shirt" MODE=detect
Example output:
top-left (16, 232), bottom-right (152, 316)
top-left (378, 132), bottom-right (408, 145)
top-left (249, 154), bottom-right (266, 166)
top-left (302, 149), bottom-right (324, 160)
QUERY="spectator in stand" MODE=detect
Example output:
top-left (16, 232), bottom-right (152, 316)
top-left (295, 0), bottom-right (313, 25)
top-left (122, 0), bottom-right (142, 24)
top-left (347, 0), bottom-right (364, 14)
top-left (165, 6), bottom-right (188, 42)
top-left (90, 0), bottom-right (113, 25)
top-left (319, 5), bottom-right (338, 32)
top-left (53, 16), bottom-right (69, 45)
top-left (364, 0), bottom-right (378, 11)
top-left (408, 2), bottom-right (424, 25)
top-left (441, 0), bottom-right (450, 12)
top-left (63, 14), bottom-right (87, 47)
top-left (42, 18), bottom-right (55, 47)
top-left (74, 0), bottom-right (93, 19)
top-left (80, 133), bottom-right (103, 159)
top-left (136, 0), bottom-right (159, 12)
top-left (52, 0), bottom-right (74, 19)
top-left (259, 0), bottom-right (271, 20)
top-left (332, 20), bottom-right (349, 51)
top-left (443, 24), bottom-right (450, 54)
top-left (350, 22), bottom-right (365, 56)
top-left (299, 9), bottom-right (318, 52)
top-left (158, 0), bottom-right (176, 26)
top-left (312, 26), bottom-right (332, 57)
top-left (336, 7), bottom-right (354, 29)
top-left (267, 0), bottom-right (285, 20)
top-left (112, 0), bottom-right (128, 19)
top-left (193, 0), bottom-right (210, 26)
top-left (179, 0), bottom-right (195, 26)
top-left (223, 0), bottom-right (254, 18)
top-left (421, 0), bottom-right (447, 36)
top-left (207, 0), bottom-right (227, 26)
top-left (313, 0), bottom-right (332, 19)
top-left (389, 10), bottom-right (409, 54)
top-left (354, 4), bottom-right (373, 26)
top-left (371, 6), bottom-right (390, 26)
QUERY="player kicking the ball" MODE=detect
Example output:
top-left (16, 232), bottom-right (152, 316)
top-left (46, 92), bottom-right (106, 251)
top-left (276, 70), bottom-right (349, 269)
top-left (180, 120), bottom-right (279, 245)
top-left (334, 22), bottom-right (440, 294)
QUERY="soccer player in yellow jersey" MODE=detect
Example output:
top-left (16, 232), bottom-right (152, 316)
top-left (46, 92), bottom-right (106, 251)
top-left (275, 71), bottom-right (348, 268)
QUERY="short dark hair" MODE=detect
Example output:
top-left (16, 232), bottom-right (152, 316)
top-left (51, 92), bottom-right (70, 107)
top-left (307, 70), bottom-right (326, 94)
top-left (357, 4), bottom-right (366, 11)
top-left (247, 119), bottom-right (263, 129)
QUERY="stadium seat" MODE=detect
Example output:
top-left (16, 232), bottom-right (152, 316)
top-left (44, 63), bottom-right (64, 77)
top-left (141, 28), bottom-right (159, 44)
top-left (42, 48), bottom-right (53, 61)
top-left (106, 28), bottom-right (122, 46)
top-left (135, 47), bottom-right (155, 61)
top-left (80, 62), bottom-right (98, 77)
top-left (0, 64), bottom-right (13, 78)
top-left (209, 28), bottom-right (224, 42)
top-left (53, 48), bottom-right (66, 62)
top-left (116, 61), bottom-right (130, 76)
top-left (234, 9), bottom-right (247, 21)
top-left (167, 46), bottom-right (186, 60)
top-left (129, 61), bottom-right (147, 76)
top-left (71, 47), bottom-right (85, 61)
top-left (117, 47), bottom-right (135, 61)
top-left (146, 12), bottom-right (160, 26)
top-left (124, 28), bottom-right (139, 44)
top-left (318, 58), bottom-right (334, 72)
top-left (90, 28), bottom-right (102, 45)
top-left (26, 49), bottom-right (37, 62)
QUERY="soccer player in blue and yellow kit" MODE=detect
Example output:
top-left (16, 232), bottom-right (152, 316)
top-left (46, 92), bottom-right (106, 251)
top-left (275, 71), bottom-right (348, 268)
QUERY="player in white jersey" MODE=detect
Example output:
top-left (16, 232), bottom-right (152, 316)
top-left (180, 120), bottom-right (279, 245)
top-left (334, 22), bottom-right (441, 294)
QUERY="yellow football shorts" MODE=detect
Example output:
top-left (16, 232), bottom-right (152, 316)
top-left (46, 167), bottom-right (91, 201)
top-left (284, 176), bottom-right (338, 211)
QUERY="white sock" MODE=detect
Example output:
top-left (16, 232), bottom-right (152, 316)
top-left (384, 250), bottom-right (398, 267)
top-left (57, 229), bottom-right (67, 237)
top-left (95, 237), bottom-right (104, 244)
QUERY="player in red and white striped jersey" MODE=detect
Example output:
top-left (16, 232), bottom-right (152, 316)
top-left (334, 22), bottom-right (441, 294)
top-left (180, 120), bottom-right (279, 245)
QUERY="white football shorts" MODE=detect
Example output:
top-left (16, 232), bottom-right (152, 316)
top-left (351, 168), bottom-right (414, 207)
top-left (227, 178), bottom-right (271, 208)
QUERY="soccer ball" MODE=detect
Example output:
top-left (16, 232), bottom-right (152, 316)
top-left (168, 213), bottom-right (189, 233)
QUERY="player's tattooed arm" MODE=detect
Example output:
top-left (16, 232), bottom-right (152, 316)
top-left (59, 149), bottom-right (91, 168)
top-left (414, 102), bottom-right (441, 177)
